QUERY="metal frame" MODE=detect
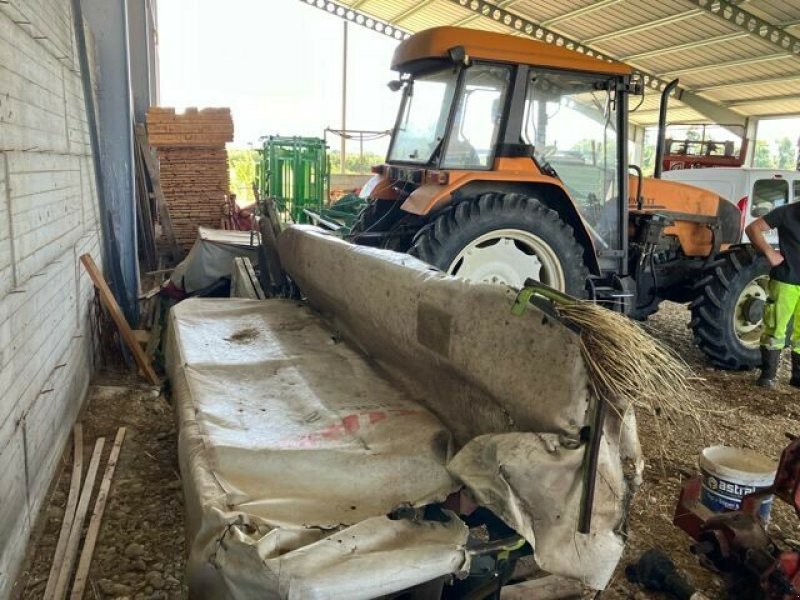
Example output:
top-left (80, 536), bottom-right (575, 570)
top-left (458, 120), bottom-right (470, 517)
top-left (620, 32), bottom-right (747, 62)
top-left (540, 0), bottom-right (622, 27)
top-left (390, 0), bottom-right (436, 25)
top-left (584, 10), bottom-right (702, 45)
top-left (441, 0), bottom-right (747, 126)
top-left (696, 74), bottom-right (800, 92)
top-left (685, 0), bottom-right (800, 56)
top-left (298, 0), bottom-right (411, 40)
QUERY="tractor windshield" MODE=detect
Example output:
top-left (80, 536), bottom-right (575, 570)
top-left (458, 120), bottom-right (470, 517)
top-left (388, 68), bottom-right (459, 164)
top-left (524, 71), bottom-right (621, 252)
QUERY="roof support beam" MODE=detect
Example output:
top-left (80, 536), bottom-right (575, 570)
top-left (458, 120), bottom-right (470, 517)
top-left (584, 10), bottom-right (701, 45)
top-left (452, 0), bottom-right (520, 27)
top-left (298, 0), bottom-right (411, 40)
top-left (620, 32), bottom-right (747, 62)
top-left (695, 73), bottom-right (800, 92)
top-left (684, 0), bottom-right (800, 56)
top-left (442, 0), bottom-right (746, 126)
top-left (725, 93), bottom-right (800, 107)
top-left (540, 0), bottom-right (622, 27)
top-left (659, 53), bottom-right (791, 77)
top-left (390, 0), bottom-right (435, 25)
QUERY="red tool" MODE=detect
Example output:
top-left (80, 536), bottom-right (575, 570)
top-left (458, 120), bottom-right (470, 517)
top-left (674, 437), bottom-right (800, 599)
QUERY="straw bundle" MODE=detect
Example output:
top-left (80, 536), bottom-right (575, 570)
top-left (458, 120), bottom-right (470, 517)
top-left (556, 301), bottom-right (696, 425)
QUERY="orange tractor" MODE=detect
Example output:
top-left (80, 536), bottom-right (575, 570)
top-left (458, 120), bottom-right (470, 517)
top-left (351, 26), bottom-right (757, 369)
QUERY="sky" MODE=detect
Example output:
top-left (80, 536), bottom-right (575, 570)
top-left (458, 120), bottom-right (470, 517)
top-left (157, 0), bottom-right (402, 155)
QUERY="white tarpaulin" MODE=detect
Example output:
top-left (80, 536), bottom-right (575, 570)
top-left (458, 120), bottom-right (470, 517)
top-left (169, 227), bottom-right (260, 293)
top-left (166, 226), bottom-right (642, 599)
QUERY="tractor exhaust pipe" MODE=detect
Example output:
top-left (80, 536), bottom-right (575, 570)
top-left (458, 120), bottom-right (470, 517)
top-left (654, 78), bottom-right (679, 179)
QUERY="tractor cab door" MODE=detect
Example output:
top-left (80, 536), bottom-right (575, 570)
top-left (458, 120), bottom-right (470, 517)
top-left (523, 70), bottom-right (629, 274)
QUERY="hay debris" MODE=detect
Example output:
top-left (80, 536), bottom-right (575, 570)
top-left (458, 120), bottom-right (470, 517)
top-left (556, 301), bottom-right (698, 428)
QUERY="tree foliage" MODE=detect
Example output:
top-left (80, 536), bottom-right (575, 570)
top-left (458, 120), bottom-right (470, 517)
top-left (328, 150), bottom-right (385, 174)
top-left (228, 149), bottom-right (259, 203)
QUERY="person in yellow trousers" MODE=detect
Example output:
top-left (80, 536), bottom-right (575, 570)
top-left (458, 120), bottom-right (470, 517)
top-left (746, 205), bottom-right (800, 388)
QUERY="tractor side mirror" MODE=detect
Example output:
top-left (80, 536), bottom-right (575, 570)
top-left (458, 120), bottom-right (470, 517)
top-left (387, 80), bottom-right (404, 92)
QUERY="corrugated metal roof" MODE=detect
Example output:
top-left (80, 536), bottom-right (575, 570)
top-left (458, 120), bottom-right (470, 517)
top-left (331, 0), bottom-right (800, 125)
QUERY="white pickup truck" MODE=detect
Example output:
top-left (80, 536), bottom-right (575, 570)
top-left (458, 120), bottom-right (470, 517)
top-left (663, 167), bottom-right (800, 245)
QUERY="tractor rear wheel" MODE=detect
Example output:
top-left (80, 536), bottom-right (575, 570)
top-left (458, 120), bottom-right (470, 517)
top-left (409, 193), bottom-right (589, 296)
top-left (690, 246), bottom-right (771, 370)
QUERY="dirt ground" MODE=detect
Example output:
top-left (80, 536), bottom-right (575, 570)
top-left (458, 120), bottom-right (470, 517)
top-left (13, 375), bottom-right (187, 600)
top-left (608, 302), bottom-right (800, 599)
top-left (12, 301), bottom-right (800, 599)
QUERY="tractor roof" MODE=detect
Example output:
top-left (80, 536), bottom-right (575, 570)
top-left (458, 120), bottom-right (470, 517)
top-left (391, 26), bottom-right (632, 77)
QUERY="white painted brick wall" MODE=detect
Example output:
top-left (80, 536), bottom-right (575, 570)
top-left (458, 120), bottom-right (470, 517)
top-left (0, 0), bottom-right (103, 595)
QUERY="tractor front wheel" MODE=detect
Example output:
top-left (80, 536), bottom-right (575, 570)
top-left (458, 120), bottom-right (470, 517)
top-left (690, 246), bottom-right (771, 370)
top-left (409, 193), bottom-right (589, 296)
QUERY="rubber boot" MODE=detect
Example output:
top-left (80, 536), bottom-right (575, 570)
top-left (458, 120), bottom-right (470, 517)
top-left (757, 347), bottom-right (780, 389)
top-left (790, 352), bottom-right (800, 388)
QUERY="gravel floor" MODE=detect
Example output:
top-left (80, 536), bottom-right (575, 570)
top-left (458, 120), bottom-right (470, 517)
top-left (12, 301), bottom-right (800, 599)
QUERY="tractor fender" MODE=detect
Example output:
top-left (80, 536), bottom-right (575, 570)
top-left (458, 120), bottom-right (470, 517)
top-left (445, 180), bottom-right (602, 276)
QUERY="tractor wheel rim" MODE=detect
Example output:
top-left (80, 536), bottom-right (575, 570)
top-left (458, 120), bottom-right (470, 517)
top-left (447, 229), bottom-right (566, 290)
top-left (733, 276), bottom-right (769, 347)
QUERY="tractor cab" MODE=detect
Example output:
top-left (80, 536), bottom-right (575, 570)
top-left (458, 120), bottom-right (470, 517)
top-left (365, 27), bottom-right (632, 282)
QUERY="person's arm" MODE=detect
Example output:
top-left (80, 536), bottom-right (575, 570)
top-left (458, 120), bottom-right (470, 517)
top-left (745, 217), bottom-right (784, 267)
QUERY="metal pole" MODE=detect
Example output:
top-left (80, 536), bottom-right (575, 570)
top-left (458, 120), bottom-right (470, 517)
top-left (654, 78), bottom-right (679, 179)
top-left (341, 21), bottom-right (348, 175)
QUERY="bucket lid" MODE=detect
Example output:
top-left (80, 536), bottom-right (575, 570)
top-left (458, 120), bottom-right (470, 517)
top-left (699, 446), bottom-right (777, 486)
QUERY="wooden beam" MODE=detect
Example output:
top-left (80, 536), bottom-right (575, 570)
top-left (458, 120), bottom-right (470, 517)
top-left (43, 425), bottom-right (83, 600)
top-left (500, 575), bottom-right (586, 600)
top-left (52, 438), bottom-right (105, 600)
top-left (70, 428), bottom-right (127, 600)
top-left (80, 254), bottom-right (160, 385)
top-left (134, 124), bottom-right (179, 262)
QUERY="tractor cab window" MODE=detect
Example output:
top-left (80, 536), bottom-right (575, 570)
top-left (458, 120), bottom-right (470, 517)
top-left (523, 71), bottom-right (621, 252)
top-left (442, 65), bottom-right (511, 169)
top-left (752, 179), bottom-right (788, 218)
top-left (388, 68), bottom-right (459, 164)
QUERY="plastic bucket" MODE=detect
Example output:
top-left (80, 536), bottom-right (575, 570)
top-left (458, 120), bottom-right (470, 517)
top-left (699, 445), bottom-right (777, 522)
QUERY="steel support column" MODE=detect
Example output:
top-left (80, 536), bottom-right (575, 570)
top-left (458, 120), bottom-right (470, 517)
top-left (81, 0), bottom-right (139, 322)
top-left (127, 0), bottom-right (153, 123)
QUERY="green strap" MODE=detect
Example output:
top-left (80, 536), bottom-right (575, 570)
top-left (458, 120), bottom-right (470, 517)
top-left (511, 282), bottom-right (578, 316)
top-left (511, 288), bottom-right (538, 316)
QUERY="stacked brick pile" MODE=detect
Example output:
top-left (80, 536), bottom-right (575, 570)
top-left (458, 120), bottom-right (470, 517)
top-left (146, 107), bottom-right (234, 250)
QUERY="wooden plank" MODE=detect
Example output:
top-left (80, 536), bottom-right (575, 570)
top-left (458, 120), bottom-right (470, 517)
top-left (145, 298), bottom-right (163, 359)
top-left (499, 575), bottom-right (586, 600)
top-left (134, 125), bottom-right (179, 262)
top-left (132, 329), bottom-right (149, 345)
top-left (134, 144), bottom-right (157, 271)
top-left (69, 428), bottom-right (126, 600)
top-left (52, 437), bottom-right (105, 600)
top-left (80, 254), bottom-right (160, 385)
top-left (42, 424), bottom-right (83, 600)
